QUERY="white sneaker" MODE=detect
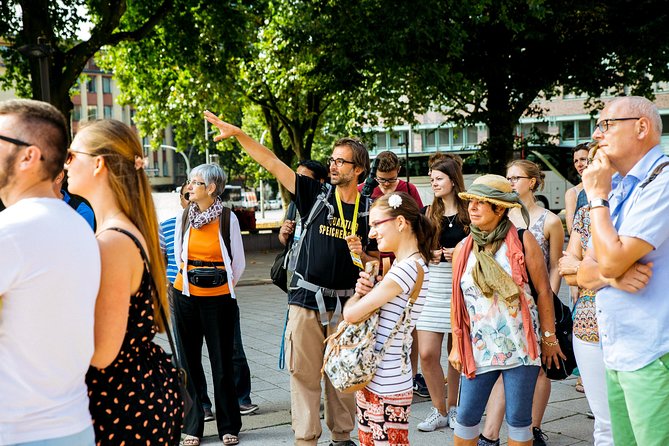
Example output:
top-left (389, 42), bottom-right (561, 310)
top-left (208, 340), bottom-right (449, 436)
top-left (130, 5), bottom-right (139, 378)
top-left (446, 406), bottom-right (457, 429)
top-left (417, 407), bottom-right (449, 432)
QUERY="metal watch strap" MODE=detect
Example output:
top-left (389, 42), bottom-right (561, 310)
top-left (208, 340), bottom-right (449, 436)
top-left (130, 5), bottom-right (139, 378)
top-left (589, 198), bottom-right (610, 209)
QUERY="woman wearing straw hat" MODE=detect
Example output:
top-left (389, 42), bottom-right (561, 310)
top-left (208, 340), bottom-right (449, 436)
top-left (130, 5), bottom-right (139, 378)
top-left (449, 175), bottom-right (564, 446)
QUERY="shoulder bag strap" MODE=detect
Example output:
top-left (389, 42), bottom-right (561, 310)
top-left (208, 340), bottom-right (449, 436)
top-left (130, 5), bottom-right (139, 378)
top-left (219, 206), bottom-right (232, 262)
top-left (374, 261), bottom-right (424, 359)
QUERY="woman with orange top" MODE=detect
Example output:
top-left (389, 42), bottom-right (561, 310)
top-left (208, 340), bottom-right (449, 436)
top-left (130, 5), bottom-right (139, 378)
top-left (173, 163), bottom-right (246, 446)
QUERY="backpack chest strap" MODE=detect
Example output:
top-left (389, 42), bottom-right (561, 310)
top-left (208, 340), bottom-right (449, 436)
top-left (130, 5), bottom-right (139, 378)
top-left (296, 278), bottom-right (354, 327)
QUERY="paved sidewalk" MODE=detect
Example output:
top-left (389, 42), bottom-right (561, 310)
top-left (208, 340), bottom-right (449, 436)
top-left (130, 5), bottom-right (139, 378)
top-left (158, 249), bottom-right (596, 446)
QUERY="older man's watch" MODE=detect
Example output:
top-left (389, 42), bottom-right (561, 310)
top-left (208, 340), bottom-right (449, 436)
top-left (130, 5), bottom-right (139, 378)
top-left (589, 198), bottom-right (610, 209)
top-left (543, 330), bottom-right (555, 338)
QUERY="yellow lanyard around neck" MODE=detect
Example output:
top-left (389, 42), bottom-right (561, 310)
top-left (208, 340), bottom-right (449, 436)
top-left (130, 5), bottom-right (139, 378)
top-left (335, 188), bottom-right (360, 237)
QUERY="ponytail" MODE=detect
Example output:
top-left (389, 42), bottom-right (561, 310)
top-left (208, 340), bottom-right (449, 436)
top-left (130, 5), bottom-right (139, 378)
top-left (414, 213), bottom-right (436, 264)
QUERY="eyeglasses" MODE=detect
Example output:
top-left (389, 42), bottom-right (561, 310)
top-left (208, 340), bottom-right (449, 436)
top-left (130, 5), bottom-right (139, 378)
top-left (375, 176), bottom-right (398, 184)
top-left (506, 176), bottom-right (530, 184)
top-left (65, 149), bottom-right (97, 165)
top-left (327, 157), bottom-right (355, 167)
top-left (369, 216), bottom-right (397, 230)
top-left (187, 179), bottom-right (206, 187)
top-left (594, 117), bottom-right (640, 133)
top-left (0, 134), bottom-right (32, 147)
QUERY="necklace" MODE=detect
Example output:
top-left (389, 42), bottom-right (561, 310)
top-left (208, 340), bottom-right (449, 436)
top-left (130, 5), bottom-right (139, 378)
top-left (445, 213), bottom-right (457, 228)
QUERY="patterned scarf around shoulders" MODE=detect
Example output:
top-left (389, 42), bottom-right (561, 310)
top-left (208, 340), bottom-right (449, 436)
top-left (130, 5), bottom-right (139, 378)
top-left (188, 197), bottom-right (224, 229)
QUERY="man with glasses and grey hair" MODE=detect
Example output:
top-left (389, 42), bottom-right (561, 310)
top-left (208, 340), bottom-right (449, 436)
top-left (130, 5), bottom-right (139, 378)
top-left (0, 99), bottom-right (101, 445)
top-left (204, 110), bottom-right (379, 446)
top-left (578, 96), bottom-right (669, 446)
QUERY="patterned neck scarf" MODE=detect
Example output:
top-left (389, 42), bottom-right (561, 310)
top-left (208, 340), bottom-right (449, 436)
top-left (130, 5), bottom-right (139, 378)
top-left (469, 218), bottom-right (520, 304)
top-left (188, 197), bottom-right (223, 229)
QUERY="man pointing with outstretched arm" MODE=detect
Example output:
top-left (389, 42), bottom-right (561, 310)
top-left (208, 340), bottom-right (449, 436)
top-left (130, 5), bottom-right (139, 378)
top-left (204, 111), bottom-right (378, 446)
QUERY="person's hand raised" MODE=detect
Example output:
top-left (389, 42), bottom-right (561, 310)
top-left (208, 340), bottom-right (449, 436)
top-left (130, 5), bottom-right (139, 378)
top-left (203, 110), bottom-right (242, 142)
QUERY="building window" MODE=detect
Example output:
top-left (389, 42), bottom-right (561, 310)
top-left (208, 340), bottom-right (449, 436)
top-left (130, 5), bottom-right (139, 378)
top-left (153, 150), bottom-right (159, 176)
top-left (72, 105), bottom-right (81, 122)
top-left (452, 127), bottom-right (463, 146)
top-left (561, 121), bottom-right (575, 141)
top-left (87, 77), bottom-right (97, 93)
top-left (87, 106), bottom-right (98, 120)
top-left (423, 129), bottom-right (436, 149)
top-left (662, 115), bottom-right (669, 135)
top-left (578, 120), bottom-right (592, 140)
top-left (162, 148), bottom-right (169, 176)
top-left (130, 109), bottom-right (136, 126)
top-left (102, 77), bottom-right (112, 94)
top-left (103, 105), bottom-right (113, 119)
top-left (389, 131), bottom-right (408, 150)
top-left (375, 132), bottom-right (387, 150)
top-left (438, 128), bottom-right (449, 148)
top-left (466, 126), bottom-right (478, 145)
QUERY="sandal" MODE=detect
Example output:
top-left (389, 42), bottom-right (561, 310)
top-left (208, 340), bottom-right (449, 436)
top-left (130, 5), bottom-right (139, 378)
top-left (183, 435), bottom-right (200, 446)
top-left (575, 377), bottom-right (585, 393)
top-left (222, 433), bottom-right (239, 445)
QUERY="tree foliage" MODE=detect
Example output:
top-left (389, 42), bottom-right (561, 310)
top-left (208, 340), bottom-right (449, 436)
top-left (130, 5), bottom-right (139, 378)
top-left (0, 0), bottom-right (175, 124)
top-left (352, 0), bottom-right (669, 173)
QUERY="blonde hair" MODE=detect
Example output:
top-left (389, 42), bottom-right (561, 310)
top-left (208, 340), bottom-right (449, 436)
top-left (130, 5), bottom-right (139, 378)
top-left (507, 159), bottom-right (545, 193)
top-left (79, 120), bottom-right (168, 332)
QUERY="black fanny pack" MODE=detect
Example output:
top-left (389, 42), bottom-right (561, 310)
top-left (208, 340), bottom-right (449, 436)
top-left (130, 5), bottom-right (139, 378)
top-left (186, 261), bottom-right (227, 288)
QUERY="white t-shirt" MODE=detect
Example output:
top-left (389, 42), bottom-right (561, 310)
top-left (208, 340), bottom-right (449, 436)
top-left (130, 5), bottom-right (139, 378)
top-left (366, 258), bottom-right (429, 396)
top-left (0, 198), bottom-right (101, 444)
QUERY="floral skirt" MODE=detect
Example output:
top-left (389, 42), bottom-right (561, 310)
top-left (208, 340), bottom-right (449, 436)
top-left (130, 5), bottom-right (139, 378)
top-left (356, 388), bottom-right (413, 446)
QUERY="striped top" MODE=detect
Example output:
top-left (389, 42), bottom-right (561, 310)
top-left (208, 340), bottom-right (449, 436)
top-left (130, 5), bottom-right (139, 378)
top-left (366, 257), bottom-right (429, 396)
top-left (159, 216), bottom-right (179, 284)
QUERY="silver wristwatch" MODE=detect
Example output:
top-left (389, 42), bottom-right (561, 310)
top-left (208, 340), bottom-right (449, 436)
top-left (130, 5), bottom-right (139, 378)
top-left (589, 198), bottom-right (610, 209)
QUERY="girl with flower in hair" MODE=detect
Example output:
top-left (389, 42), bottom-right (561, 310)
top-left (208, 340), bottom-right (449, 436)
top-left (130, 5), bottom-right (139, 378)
top-left (343, 192), bottom-right (435, 446)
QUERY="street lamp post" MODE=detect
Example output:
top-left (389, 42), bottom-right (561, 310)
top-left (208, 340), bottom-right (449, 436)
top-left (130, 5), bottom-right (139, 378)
top-left (259, 130), bottom-right (269, 218)
top-left (143, 144), bottom-right (191, 176)
top-left (17, 37), bottom-right (53, 103)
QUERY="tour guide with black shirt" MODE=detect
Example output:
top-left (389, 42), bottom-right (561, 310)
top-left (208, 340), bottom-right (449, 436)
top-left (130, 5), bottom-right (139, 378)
top-left (290, 173), bottom-right (377, 318)
top-left (204, 110), bottom-right (379, 446)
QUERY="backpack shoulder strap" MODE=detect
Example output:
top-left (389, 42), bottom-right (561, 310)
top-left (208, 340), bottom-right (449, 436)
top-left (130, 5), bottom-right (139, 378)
top-left (639, 161), bottom-right (669, 189)
top-left (219, 206), bottom-right (233, 263)
top-left (66, 194), bottom-right (82, 211)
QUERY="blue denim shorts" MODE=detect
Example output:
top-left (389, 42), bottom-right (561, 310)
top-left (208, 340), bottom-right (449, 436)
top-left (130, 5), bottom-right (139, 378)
top-left (456, 365), bottom-right (540, 433)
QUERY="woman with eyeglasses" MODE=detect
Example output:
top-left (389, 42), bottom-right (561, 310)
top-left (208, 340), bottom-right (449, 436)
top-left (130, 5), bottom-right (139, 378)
top-left (414, 155), bottom-right (468, 433)
top-left (172, 164), bottom-right (246, 446)
top-left (65, 119), bottom-right (183, 445)
top-left (343, 192), bottom-right (433, 446)
top-left (478, 160), bottom-right (565, 446)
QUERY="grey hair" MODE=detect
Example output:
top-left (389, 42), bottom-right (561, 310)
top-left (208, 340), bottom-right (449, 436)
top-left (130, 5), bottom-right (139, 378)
top-left (190, 163), bottom-right (227, 197)
top-left (609, 96), bottom-right (662, 135)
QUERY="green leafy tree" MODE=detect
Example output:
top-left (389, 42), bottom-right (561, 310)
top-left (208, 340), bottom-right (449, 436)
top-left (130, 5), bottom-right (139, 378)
top-left (354, 0), bottom-right (669, 173)
top-left (0, 0), bottom-right (174, 122)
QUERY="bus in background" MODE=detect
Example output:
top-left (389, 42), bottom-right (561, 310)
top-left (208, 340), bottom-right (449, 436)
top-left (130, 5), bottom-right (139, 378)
top-left (397, 145), bottom-right (576, 213)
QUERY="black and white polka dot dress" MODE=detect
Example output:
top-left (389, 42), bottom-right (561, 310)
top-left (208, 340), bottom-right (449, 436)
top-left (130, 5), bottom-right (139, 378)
top-left (86, 228), bottom-right (183, 445)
